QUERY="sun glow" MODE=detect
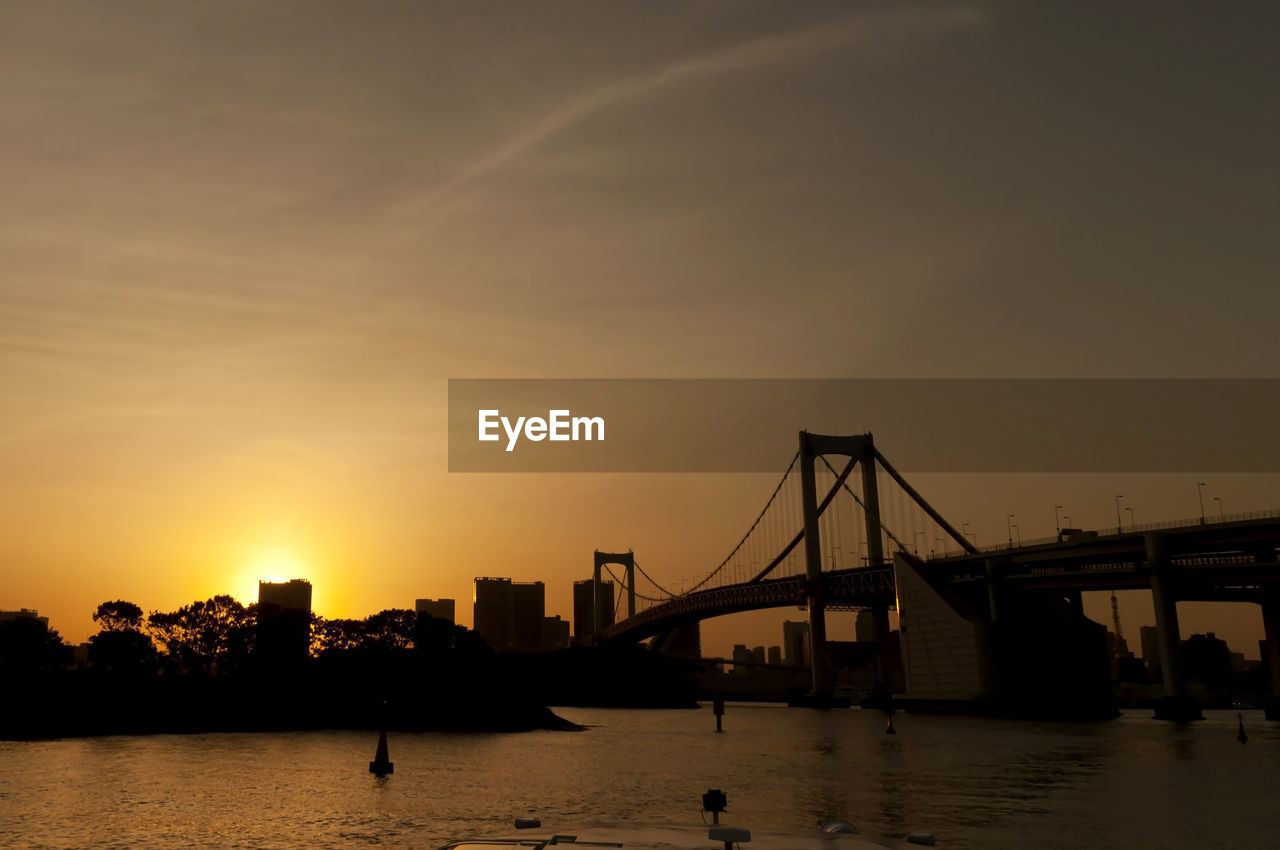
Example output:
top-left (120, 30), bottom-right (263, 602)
top-left (237, 546), bottom-right (310, 604)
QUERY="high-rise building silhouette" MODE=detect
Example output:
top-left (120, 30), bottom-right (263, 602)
top-left (474, 578), bottom-right (549, 652)
top-left (571, 578), bottom-right (615, 645)
top-left (1140, 625), bottom-right (1162, 680)
top-left (257, 579), bottom-right (312, 665)
top-left (541, 615), bottom-right (570, 651)
top-left (0, 608), bottom-right (48, 627)
top-left (511, 581), bottom-right (545, 652)
top-left (656, 622), bottom-right (701, 658)
top-left (598, 581), bottom-right (615, 630)
top-left (415, 598), bottom-right (456, 624)
top-left (783, 619), bottom-right (810, 668)
top-left (474, 577), bottom-right (515, 650)
top-left (855, 611), bottom-right (878, 643)
top-left (572, 580), bottom-right (594, 645)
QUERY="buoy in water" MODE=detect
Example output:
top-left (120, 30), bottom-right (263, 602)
top-left (1237, 713), bottom-right (1248, 745)
top-left (370, 729), bottom-right (394, 775)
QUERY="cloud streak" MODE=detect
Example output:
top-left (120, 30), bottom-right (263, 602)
top-left (422, 6), bottom-right (984, 210)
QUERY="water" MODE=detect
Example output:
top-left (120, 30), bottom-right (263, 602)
top-left (2, 706), bottom-right (1277, 849)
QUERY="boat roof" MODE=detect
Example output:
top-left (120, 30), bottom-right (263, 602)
top-left (436, 822), bottom-right (919, 850)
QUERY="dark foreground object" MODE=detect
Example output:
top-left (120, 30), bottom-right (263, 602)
top-left (787, 693), bottom-right (853, 709)
top-left (370, 729), bottom-right (394, 775)
top-left (1153, 694), bottom-right (1205, 722)
top-left (0, 667), bottom-right (580, 740)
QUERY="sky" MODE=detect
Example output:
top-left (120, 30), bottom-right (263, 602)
top-left (1, 1), bottom-right (1277, 657)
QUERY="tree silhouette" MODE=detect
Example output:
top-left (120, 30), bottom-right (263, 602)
top-left (146, 595), bottom-right (255, 675)
top-left (89, 599), bottom-right (156, 674)
top-left (310, 616), bottom-right (367, 655)
top-left (0, 616), bottom-right (71, 675)
top-left (93, 600), bottom-right (144, 632)
top-left (362, 609), bottom-right (417, 652)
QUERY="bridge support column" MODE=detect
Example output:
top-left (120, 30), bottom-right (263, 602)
top-left (870, 601), bottom-right (893, 701)
top-left (859, 438), bottom-right (884, 566)
top-left (800, 433), bottom-right (831, 700)
top-left (1263, 593), bottom-right (1280, 721)
top-left (592, 561), bottom-right (604, 643)
top-left (1147, 533), bottom-right (1201, 721)
top-left (985, 560), bottom-right (1002, 623)
top-left (626, 557), bottom-right (636, 619)
top-left (592, 550), bottom-right (636, 640)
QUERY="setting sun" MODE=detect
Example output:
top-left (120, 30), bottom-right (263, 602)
top-left (237, 546), bottom-right (310, 604)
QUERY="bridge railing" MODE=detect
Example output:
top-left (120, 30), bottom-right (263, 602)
top-left (945, 509), bottom-right (1280, 556)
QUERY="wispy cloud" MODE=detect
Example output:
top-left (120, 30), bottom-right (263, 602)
top-left (422, 6), bottom-right (985, 210)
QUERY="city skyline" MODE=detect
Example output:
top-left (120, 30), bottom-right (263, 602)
top-left (3, 2), bottom-right (1278, 660)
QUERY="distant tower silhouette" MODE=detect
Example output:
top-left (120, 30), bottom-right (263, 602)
top-left (1110, 592), bottom-right (1125, 645)
top-left (257, 579), bottom-right (312, 666)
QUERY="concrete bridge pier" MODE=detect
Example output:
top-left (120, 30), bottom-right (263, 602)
top-left (1263, 592), bottom-right (1280, 720)
top-left (868, 601), bottom-right (893, 700)
top-left (1147, 532), bottom-right (1202, 721)
top-left (799, 433), bottom-right (831, 699)
top-left (985, 560), bottom-right (1003, 623)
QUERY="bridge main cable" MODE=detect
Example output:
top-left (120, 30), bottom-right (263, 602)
top-left (601, 562), bottom-right (670, 604)
top-left (745, 455), bottom-right (859, 584)
top-left (660, 449), bottom-right (802, 597)
top-left (817, 454), bottom-right (910, 553)
top-left (814, 452), bottom-right (977, 556)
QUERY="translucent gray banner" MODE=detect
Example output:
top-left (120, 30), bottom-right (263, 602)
top-left (447, 379), bottom-right (1280, 473)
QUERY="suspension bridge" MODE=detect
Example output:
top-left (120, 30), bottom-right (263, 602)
top-left (579, 432), bottom-right (1280, 720)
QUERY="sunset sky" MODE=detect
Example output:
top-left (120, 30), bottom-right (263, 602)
top-left (2, 2), bottom-right (1277, 657)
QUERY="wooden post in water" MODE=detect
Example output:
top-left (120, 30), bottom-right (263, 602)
top-left (713, 696), bottom-right (725, 732)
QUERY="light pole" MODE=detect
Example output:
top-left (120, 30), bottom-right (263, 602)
top-left (1125, 506), bottom-right (1135, 529)
top-left (1213, 496), bottom-right (1224, 518)
top-left (936, 534), bottom-right (948, 557)
top-left (913, 531), bottom-right (925, 555)
top-left (1198, 482), bottom-right (1207, 523)
top-left (1055, 505), bottom-right (1063, 534)
top-left (1012, 523), bottom-right (1022, 546)
top-left (1063, 515), bottom-right (1072, 530)
top-left (1007, 514), bottom-right (1014, 548)
top-left (1114, 495), bottom-right (1124, 532)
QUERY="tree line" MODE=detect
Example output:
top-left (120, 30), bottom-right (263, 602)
top-left (0, 596), bottom-right (493, 678)
top-left (0, 594), bottom-right (695, 738)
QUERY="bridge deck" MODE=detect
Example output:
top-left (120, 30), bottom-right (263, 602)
top-left (599, 516), bottom-right (1280, 645)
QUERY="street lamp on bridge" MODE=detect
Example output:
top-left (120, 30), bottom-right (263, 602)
top-left (1214, 496), bottom-right (1224, 518)
top-left (1055, 505), bottom-right (1063, 534)
top-left (1007, 514), bottom-right (1015, 549)
top-left (913, 531), bottom-right (925, 555)
top-left (1125, 506), bottom-right (1136, 529)
top-left (1198, 482), bottom-right (1208, 524)
top-left (1012, 523), bottom-right (1021, 546)
top-left (1114, 495), bottom-right (1125, 533)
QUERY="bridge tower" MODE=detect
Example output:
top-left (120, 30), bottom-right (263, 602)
top-left (593, 550), bottom-right (636, 636)
top-left (799, 432), bottom-right (885, 699)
